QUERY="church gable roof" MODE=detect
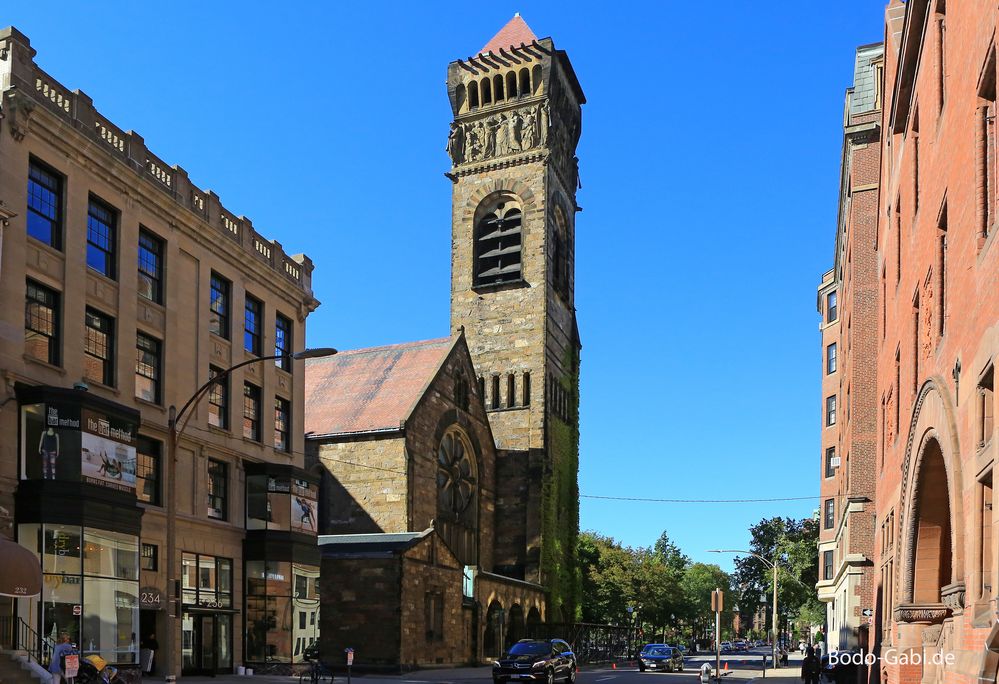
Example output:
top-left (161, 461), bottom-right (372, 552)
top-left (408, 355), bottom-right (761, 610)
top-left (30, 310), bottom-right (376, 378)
top-left (480, 14), bottom-right (539, 55)
top-left (305, 337), bottom-right (456, 437)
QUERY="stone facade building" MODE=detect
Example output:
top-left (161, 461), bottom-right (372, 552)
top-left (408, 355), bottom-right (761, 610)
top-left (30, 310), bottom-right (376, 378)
top-left (0, 27), bottom-right (319, 678)
top-left (305, 14), bottom-right (583, 669)
top-left (816, 2), bottom-right (999, 684)
top-left (816, 42), bottom-right (884, 654)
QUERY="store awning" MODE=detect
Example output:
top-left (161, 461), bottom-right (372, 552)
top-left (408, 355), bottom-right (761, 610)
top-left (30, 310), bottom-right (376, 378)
top-left (0, 538), bottom-right (41, 597)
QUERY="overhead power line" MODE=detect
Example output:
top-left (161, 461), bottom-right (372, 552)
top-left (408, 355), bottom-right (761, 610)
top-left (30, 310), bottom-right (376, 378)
top-left (581, 494), bottom-right (821, 504)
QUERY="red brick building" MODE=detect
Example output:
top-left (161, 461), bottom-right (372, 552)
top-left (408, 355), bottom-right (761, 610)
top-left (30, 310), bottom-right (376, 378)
top-left (867, 2), bottom-right (999, 684)
top-left (816, 42), bottom-right (884, 656)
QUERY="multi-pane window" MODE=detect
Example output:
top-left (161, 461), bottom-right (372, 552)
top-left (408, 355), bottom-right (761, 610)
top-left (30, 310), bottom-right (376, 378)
top-left (473, 198), bottom-right (523, 286)
top-left (825, 447), bottom-right (837, 478)
top-left (84, 308), bottom-right (115, 386)
top-left (208, 366), bottom-right (228, 430)
top-left (135, 333), bottom-right (162, 404)
top-left (137, 229), bottom-right (164, 304)
top-left (244, 295), bottom-right (262, 355)
top-left (243, 383), bottom-right (261, 442)
top-left (823, 550), bottom-right (833, 581)
top-left (274, 397), bottom-right (290, 452)
top-left (275, 314), bottom-right (292, 371)
top-left (209, 273), bottom-right (231, 339)
top-left (827, 343), bottom-right (837, 374)
top-left (826, 291), bottom-right (838, 323)
top-left (86, 197), bottom-right (116, 279)
top-left (25, 280), bottom-right (60, 365)
top-left (27, 160), bottom-right (62, 249)
top-left (207, 459), bottom-right (228, 520)
top-left (141, 543), bottom-right (158, 571)
top-left (826, 395), bottom-right (837, 426)
top-left (824, 499), bottom-right (835, 529)
top-left (136, 435), bottom-right (161, 506)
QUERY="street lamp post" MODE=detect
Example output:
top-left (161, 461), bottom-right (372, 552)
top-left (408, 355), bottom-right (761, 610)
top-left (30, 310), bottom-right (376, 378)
top-left (708, 549), bottom-right (780, 671)
top-left (162, 347), bottom-right (336, 682)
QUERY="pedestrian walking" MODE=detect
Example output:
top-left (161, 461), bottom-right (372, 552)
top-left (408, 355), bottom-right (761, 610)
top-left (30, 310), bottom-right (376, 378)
top-left (49, 633), bottom-right (74, 684)
top-left (140, 633), bottom-right (158, 675)
top-left (801, 646), bottom-right (821, 684)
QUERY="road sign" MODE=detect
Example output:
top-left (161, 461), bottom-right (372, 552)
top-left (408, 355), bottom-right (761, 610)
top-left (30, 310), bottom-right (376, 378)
top-left (711, 589), bottom-right (724, 613)
top-left (862, 608), bottom-right (873, 617)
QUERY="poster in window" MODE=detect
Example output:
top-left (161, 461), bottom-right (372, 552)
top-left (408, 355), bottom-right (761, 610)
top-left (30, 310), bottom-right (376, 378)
top-left (80, 409), bottom-right (136, 493)
top-left (20, 402), bottom-right (82, 482)
top-left (290, 481), bottom-right (317, 534)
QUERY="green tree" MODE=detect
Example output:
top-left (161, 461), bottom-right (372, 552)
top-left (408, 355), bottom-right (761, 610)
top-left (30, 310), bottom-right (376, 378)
top-left (680, 562), bottom-right (732, 644)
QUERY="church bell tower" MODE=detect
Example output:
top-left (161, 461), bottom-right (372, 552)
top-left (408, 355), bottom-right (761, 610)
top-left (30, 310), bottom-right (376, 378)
top-left (446, 14), bottom-right (584, 622)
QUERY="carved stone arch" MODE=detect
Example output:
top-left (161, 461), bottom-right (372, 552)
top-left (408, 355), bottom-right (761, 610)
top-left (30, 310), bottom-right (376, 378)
top-left (460, 179), bottom-right (538, 227)
top-left (896, 377), bottom-right (964, 604)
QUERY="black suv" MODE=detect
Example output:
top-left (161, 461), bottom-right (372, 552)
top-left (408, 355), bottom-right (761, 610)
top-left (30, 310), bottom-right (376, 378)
top-left (493, 639), bottom-right (577, 684)
top-left (638, 644), bottom-right (684, 673)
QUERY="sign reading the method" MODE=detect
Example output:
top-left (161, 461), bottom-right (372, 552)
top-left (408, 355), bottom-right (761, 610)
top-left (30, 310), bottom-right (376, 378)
top-left (20, 400), bottom-right (137, 493)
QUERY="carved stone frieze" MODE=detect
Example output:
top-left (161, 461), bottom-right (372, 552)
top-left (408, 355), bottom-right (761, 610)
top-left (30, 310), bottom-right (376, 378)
top-left (448, 102), bottom-right (548, 166)
top-left (940, 582), bottom-right (965, 615)
top-left (894, 602), bottom-right (950, 624)
top-left (921, 624), bottom-right (943, 645)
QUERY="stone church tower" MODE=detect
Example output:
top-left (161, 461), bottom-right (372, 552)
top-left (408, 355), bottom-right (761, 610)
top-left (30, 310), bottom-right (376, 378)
top-left (446, 14), bottom-right (584, 622)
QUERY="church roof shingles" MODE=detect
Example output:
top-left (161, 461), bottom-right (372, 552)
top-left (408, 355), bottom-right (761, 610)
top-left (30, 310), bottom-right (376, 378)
top-left (304, 337), bottom-right (454, 437)
top-left (480, 13), bottom-right (539, 55)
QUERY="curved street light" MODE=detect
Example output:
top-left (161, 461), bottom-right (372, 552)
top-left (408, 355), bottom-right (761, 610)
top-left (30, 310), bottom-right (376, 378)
top-left (163, 347), bottom-right (337, 681)
top-left (708, 549), bottom-right (781, 670)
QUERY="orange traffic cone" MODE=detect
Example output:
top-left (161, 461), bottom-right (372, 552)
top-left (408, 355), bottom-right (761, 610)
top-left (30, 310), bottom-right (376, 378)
top-left (612, 663), bottom-right (617, 670)
top-left (724, 663), bottom-right (729, 672)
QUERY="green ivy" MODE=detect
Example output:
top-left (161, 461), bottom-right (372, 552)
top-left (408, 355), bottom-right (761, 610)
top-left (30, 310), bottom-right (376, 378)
top-left (540, 344), bottom-right (581, 622)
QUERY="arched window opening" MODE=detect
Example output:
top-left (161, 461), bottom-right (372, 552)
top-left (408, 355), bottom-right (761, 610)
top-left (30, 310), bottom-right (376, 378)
top-left (506, 605), bottom-right (525, 649)
top-left (519, 68), bottom-right (531, 96)
top-left (474, 196), bottom-right (523, 286)
top-left (551, 205), bottom-right (569, 299)
top-left (912, 439), bottom-right (953, 603)
top-left (494, 74), bottom-right (505, 101)
top-left (481, 78), bottom-right (492, 105)
top-left (469, 81), bottom-right (479, 109)
top-left (456, 83), bottom-right (467, 113)
top-left (507, 373), bottom-right (516, 408)
top-left (506, 71), bottom-right (518, 99)
top-left (483, 601), bottom-right (503, 658)
top-left (436, 426), bottom-right (479, 565)
top-left (532, 65), bottom-right (543, 95)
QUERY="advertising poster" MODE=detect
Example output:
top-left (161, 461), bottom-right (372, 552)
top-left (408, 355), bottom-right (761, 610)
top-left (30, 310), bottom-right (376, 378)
top-left (81, 431), bottom-right (136, 493)
top-left (21, 402), bottom-right (82, 482)
top-left (290, 480), bottom-right (317, 534)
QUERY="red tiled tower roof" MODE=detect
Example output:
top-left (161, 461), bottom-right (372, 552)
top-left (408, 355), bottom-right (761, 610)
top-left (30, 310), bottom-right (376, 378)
top-left (480, 13), bottom-right (538, 55)
top-left (304, 337), bottom-right (455, 436)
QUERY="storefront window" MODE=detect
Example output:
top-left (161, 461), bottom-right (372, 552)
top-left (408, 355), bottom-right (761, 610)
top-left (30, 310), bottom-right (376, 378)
top-left (245, 562), bottom-right (319, 664)
top-left (22, 524), bottom-right (138, 665)
top-left (246, 476), bottom-right (317, 535)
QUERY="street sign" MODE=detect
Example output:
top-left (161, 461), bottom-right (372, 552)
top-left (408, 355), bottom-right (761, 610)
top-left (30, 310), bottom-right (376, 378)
top-left (711, 589), bottom-right (724, 612)
top-left (861, 608), bottom-right (873, 617)
top-left (72, 605), bottom-right (81, 616)
top-left (345, 648), bottom-right (354, 666)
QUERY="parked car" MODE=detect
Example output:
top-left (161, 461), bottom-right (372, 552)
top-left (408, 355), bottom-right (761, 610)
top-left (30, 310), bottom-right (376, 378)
top-left (720, 641), bottom-right (733, 653)
top-left (638, 644), bottom-right (684, 673)
top-left (493, 639), bottom-right (577, 684)
top-left (733, 641), bottom-right (748, 651)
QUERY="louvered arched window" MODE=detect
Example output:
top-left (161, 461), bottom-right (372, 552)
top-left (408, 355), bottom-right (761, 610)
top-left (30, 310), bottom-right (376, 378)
top-left (474, 196), bottom-right (523, 286)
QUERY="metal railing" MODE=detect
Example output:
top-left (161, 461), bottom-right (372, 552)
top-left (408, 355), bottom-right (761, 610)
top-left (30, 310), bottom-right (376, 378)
top-left (0, 616), bottom-right (52, 667)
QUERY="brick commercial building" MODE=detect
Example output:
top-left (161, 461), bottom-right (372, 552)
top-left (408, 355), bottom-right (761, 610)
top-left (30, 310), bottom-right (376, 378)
top-left (816, 43), bottom-right (884, 654)
top-left (816, 2), bottom-right (999, 684)
top-left (305, 14), bottom-right (583, 668)
top-left (0, 27), bottom-right (319, 678)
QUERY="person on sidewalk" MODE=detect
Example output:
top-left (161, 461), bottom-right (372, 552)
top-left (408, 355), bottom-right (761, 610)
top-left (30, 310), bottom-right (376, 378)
top-left (50, 633), bottom-right (74, 684)
top-left (801, 646), bottom-right (821, 684)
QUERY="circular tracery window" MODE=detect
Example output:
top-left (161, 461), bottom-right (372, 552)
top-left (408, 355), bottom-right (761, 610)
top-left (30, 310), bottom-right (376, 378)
top-left (437, 428), bottom-right (477, 521)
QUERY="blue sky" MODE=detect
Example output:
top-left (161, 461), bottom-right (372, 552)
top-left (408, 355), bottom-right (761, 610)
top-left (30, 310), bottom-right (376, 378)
top-left (4, 1), bottom-right (887, 571)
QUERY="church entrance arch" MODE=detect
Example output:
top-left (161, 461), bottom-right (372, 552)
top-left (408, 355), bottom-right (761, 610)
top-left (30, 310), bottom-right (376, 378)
top-left (507, 604), bottom-right (525, 648)
top-left (484, 600), bottom-right (504, 659)
top-left (526, 607), bottom-right (542, 638)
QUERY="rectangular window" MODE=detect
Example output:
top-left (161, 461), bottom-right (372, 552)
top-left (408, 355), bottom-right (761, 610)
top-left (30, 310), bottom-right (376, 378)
top-left (491, 375), bottom-right (500, 409)
top-left (827, 343), bottom-right (837, 374)
top-left (136, 435), bottom-right (161, 506)
top-left (140, 543), bottom-right (158, 571)
top-left (207, 459), bottom-right (228, 520)
top-left (84, 308), bottom-right (115, 386)
top-left (823, 550), bottom-right (833, 581)
top-left (208, 366), bottom-right (228, 430)
top-left (825, 447), bottom-right (837, 478)
top-left (824, 499), bottom-right (835, 529)
top-left (86, 197), bottom-right (116, 279)
top-left (244, 295), bottom-right (262, 355)
top-left (938, 206), bottom-right (948, 336)
top-left (980, 470), bottom-right (994, 600)
top-left (27, 160), bottom-right (62, 249)
top-left (980, 366), bottom-right (995, 449)
top-left (274, 397), bottom-right (290, 452)
top-left (243, 383), bottom-right (261, 442)
top-left (209, 273), bottom-right (230, 339)
top-left (826, 395), bottom-right (837, 427)
top-left (25, 280), bottom-right (60, 365)
top-left (523, 372), bottom-right (531, 407)
top-left (135, 333), bottom-right (162, 404)
top-left (826, 291), bottom-right (838, 323)
top-left (425, 591), bottom-right (444, 642)
top-left (137, 229), bottom-right (164, 304)
top-left (275, 314), bottom-right (292, 371)
top-left (980, 47), bottom-right (997, 240)
top-left (936, 3), bottom-right (946, 112)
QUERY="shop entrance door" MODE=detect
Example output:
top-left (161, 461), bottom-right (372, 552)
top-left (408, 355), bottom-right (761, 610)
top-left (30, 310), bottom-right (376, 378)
top-left (181, 611), bottom-right (232, 676)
